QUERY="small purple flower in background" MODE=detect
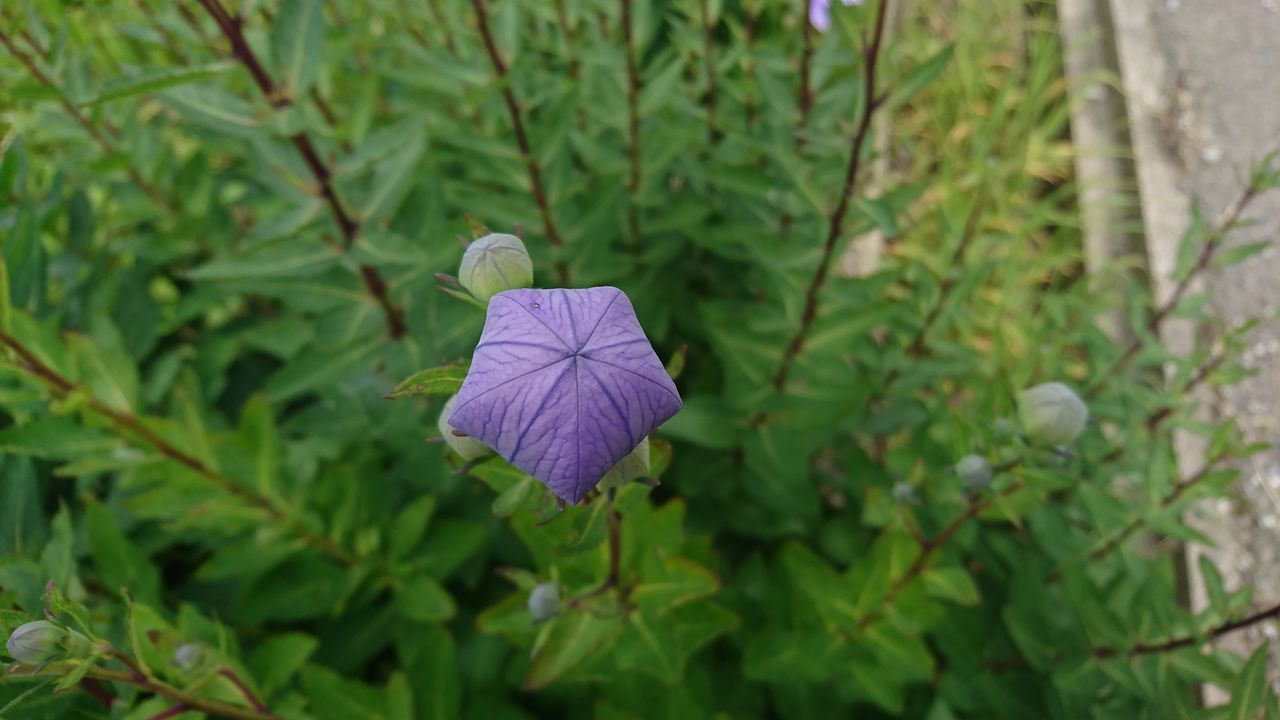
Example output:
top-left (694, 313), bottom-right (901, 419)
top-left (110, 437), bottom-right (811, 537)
top-left (809, 0), bottom-right (865, 32)
top-left (449, 287), bottom-right (682, 504)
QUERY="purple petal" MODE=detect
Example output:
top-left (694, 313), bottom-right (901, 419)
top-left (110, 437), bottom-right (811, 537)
top-left (809, 0), bottom-right (832, 31)
top-left (450, 287), bottom-right (682, 503)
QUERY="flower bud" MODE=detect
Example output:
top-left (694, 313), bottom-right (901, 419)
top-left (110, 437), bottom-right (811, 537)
top-left (6, 621), bottom-right (71, 664)
top-left (954, 454), bottom-right (992, 490)
top-left (458, 233), bottom-right (533, 302)
top-left (438, 395), bottom-right (493, 461)
top-left (599, 438), bottom-right (650, 490)
top-left (527, 582), bottom-right (560, 621)
top-left (1017, 382), bottom-right (1088, 445)
top-left (173, 643), bottom-right (206, 671)
top-left (891, 482), bottom-right (915, 504)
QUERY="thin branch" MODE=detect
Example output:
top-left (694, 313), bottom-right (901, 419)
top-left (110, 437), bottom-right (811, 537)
top-left (770, 0), bottom-right (893, 391)
top-left (856, 477), bottom-right (1024, 631)
top-left (796, 0), bottom-right (815, 148)
top-left (621, 0), bottom-right (642, 247)
top-left (876, 192), bottom-right (987, 394)
top-left (743, 9), bottom-right (759, 131)
top-left (1085, 182), bottom-right (1262, 397)
top-left (191, 0), bottom-right (405, 338)
top-left (7, 664), bottom-right (277, 720)
top-left (0, 330), bottom-right (359, 568)
top-left (698, 0), bottom-right (720, 144)
top-left (1083, 456), bottom-right (1224, 565)
top-left (217, 669), bottom-right (269, 713)
top-left (1094, 601), bottom-right (1280, 659)
top-left (426, 0), bottom-right (458, 56)
top-left (468, 0), bottom-right (571, 286)
top-left (0, 28), bottom-right (177, 213)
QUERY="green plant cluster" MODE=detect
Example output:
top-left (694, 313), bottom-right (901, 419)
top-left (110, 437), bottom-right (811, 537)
top-left (1, 0), bottom-right (1278, 718)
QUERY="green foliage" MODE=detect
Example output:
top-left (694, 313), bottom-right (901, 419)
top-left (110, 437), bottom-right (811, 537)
top-left (1, 0), bottom-right (1277, 718)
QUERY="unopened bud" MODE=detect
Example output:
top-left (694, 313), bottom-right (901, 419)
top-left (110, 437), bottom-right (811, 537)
top-left (527, 582), bottom-right (560, 621)
top-left (1017, 382), bottom-right (1088, 446)
top-left (891, 482), bottom-right (915, 504)
top-left (955, 454), bottom-right (992, 490)
top-left (438, 395), bottom-right (493, 461)
top-left (5, 621), bottom-right (89, 664)
top-left (458, 233), bottom-right (533, 302)
top-left (599, 438), bottom-right (650, 490)
top-left (173, 643), bottom-right (206, 671)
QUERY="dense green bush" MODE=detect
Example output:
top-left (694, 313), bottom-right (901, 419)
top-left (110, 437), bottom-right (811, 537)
top-left (2, 0), bottom-right (1278, 717)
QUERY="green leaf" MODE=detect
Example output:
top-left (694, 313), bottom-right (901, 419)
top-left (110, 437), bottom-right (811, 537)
top-left (272, 0), bottom-right (326, 96)
top-left (84, 502), bottom-right (160, 604)
top-left (84, 63), bottom-right (234, 105)
top-left (361, 133), bottom-right (426, 224)
top-left (249, 633), bottom-right (319, 695)
top-left (0, 418), bottom-right (118, 460)
top-left (615, 602), bottom-right (738, 684)
top-left (385, 364), bottom-right (468, 399)
top-left (888, 44), bottom-right (954, 109)
top-left (389, 496), bottom-right (437, 561)
top-left (394, 575), bottom-right (456, 622)
top-left (523, 611), bottom-right (623, 690)
top-left (302, 666), bottom-right (385, 720)
top-left (922, 566), bottom-right (980, 606)
top-left (1228, 643), bottom-right (1269, 720)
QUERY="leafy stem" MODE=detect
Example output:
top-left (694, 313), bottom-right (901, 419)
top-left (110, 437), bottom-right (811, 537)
top-left (1092, 601), bottom-right (1280, 660)
top-left (6, 663), bottom-right (278, 720)
top-left (468, 0), bottom-right (571, 286)
top-left (192, 0), bottom-right (406, 338)
top-left (621, 0), bottom-right (642, 248)
top-left (0, 25), bottom-right (177, 213)
top-left (699, 0), bottom-right (720, 145)
top-left (1084, 170), bottom-right (1270, 398)
top-left (770, 0), bottom-right (893, 392)
top-left (0, 329), bottom-right (360, 569)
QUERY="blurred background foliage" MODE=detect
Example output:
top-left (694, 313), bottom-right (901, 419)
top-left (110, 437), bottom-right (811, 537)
top-left (1, 0), bottom-right (1277, 718)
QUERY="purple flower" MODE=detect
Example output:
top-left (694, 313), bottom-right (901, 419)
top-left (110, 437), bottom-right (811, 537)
top-left (449, 287), bottom-right (682, 504)
top-left (809, 0), bottom-right (864, 32)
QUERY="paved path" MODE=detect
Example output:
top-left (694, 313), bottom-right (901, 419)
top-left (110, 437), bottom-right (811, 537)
top-left (1110, 0), bottom-right (1280, 694)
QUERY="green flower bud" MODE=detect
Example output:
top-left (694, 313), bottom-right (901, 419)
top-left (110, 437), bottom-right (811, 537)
top-left (458, 233), bottom-right (534, 302)
top-left (599, 437), bottom-right (650, 490)
top-left (1017, 382), bottom-right (1088, 446)
top-left (5, 621), bottom-right (89, 665)
top-left (955, 454), bottom-right (992, 490)
top-left (527, 582), bottom-right (560, 621)
top-left (438, 395), bottom-right (493, 461)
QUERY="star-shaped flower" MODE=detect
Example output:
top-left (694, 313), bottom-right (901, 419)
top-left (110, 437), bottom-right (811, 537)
top-left (448, 287), bottom-right (682, 503)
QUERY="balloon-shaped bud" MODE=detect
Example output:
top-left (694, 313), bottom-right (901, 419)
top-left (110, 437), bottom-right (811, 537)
top-left (891, 482), bottom-right (915, 504)
top-left (458, 233), bottom-right (534, 302)
top-left (955, 454), bottom-right (993, 490)
top-left (5, 621), bottom-right (89, 664)
top-left (438, 395), bottom-right (493, 461)
top-left (527, 582), bottom-right (560, 621)
top-left (1017, 382), bottom-right (1088, 446)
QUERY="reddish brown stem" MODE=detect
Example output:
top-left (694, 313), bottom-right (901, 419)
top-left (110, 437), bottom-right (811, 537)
top-left (699, 0), bottom-right (720, 144)
top-left (0, 28), bottom-right (176, 213)
top-left (0, 330), bottom-right (359, 568)
top-left (192, 0), bottom-right (405, 337)
top-left (469, 0), bottom-right (571, 286)
top-left (796, 0), bottom-right (815, 148)
top-left (1094, 601), bottom-right (1280, 659)
top-left (621, 0), bottom-right (642, 247)
top-left (857, 478), bottom-right (1023, 631)
top-left (1085, 183), bottom-right (1260, 397)
top-left (218, 669), bottom-right (269, 713)
top-left (771, 0), bottom-right (892, 391)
